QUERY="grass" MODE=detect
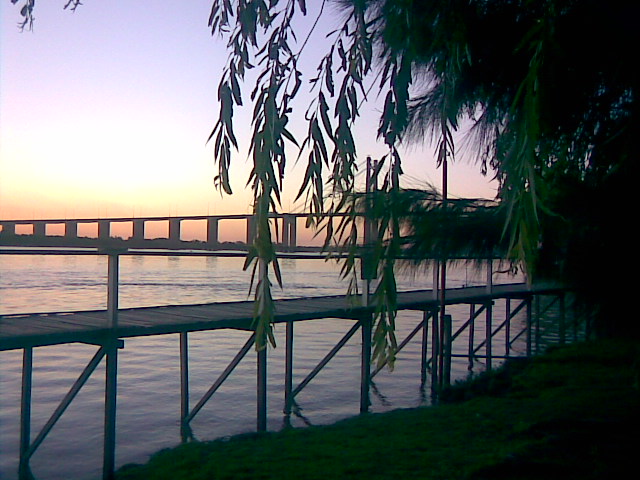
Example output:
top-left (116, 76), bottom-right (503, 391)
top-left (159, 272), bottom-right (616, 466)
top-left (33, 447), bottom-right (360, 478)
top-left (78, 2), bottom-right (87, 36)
top-left (116, 340), bottom-right (639, 480)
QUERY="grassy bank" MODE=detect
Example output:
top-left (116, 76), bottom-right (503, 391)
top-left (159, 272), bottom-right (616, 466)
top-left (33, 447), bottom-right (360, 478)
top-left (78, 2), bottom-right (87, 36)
top-left (117, 340), bottom-right (639, 480)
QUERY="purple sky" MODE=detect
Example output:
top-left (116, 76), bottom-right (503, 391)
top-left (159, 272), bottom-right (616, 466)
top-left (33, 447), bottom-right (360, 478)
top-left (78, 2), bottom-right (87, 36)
top-left (1, 1), bottom-right (498, 224)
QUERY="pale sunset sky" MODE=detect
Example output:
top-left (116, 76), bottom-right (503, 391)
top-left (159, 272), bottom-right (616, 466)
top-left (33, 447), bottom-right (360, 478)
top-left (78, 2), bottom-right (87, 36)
top-left (0, 1), bottom-right (498, 240)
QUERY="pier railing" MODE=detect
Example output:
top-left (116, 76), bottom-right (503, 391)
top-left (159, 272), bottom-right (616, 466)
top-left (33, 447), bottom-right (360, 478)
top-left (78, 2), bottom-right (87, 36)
top-left (0, 248), bottom-right (586, 480)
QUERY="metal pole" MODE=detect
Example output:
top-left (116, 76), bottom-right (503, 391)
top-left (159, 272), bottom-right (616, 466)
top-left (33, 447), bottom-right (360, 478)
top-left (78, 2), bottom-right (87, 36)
top-left (19, 348), bottom-right (33, 480)
top-left (284, 321), bottom-right (294, 415)
top-left (257, 347), bottom-right (267, 432)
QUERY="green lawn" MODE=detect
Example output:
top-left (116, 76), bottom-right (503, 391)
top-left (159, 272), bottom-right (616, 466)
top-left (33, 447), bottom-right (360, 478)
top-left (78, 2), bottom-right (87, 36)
top-left (116, 340), bottom-right (639, 480)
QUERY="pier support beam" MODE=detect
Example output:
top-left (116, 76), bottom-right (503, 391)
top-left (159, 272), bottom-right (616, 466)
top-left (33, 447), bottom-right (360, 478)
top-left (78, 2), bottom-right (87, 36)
top-left (257, 347), bottom-right (267, 432)
top-left (360, 315), bottom-right (372, 414)
top-left (103, 341), bottom-right (118, 480)
top-left (485, 300), bottom-right (494, 371)
top-left (19, 348), bottom-right (33, 480)
top-left (180, 332), bottom-right (190, 442)
top-left (284, 321), bottom-right (294, 415)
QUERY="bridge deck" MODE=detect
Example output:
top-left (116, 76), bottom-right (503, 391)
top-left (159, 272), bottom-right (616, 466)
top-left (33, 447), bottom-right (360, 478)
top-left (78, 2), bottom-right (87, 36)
top-left (0, 283), bottom-right (560, 351)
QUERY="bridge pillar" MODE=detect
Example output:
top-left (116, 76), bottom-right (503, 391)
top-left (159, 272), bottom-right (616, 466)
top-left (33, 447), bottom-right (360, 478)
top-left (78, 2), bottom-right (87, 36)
top-left (207, 218), bottom-right (219, 245)
top-left (246, 216), bottom-right (257, 245)
top-left (287, 215), bottom-right (297, 247)
top-left (169, 219), bottom-right (181, 243)
top-left (132, 220), bottom-right (145, 241)
top-left (1, 222), bottom-right (16, 235)
top-left (33, 221), bottom-right (46, 237)
top-left (65, 221), bottom-right (78, 239)
top-left (98, 221), bottom-right (110, 241)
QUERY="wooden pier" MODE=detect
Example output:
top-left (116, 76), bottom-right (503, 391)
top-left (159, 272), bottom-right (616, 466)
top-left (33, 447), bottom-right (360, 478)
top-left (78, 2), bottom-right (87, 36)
top-left (0, 251), bottom-right (581, 480)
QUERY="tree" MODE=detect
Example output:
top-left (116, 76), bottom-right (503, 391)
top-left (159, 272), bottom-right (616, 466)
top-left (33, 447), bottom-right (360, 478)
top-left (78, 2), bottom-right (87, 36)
top-left (12, 0), bottom-right (639, 352)
top-left (206, 0), bottom-right (640, 343)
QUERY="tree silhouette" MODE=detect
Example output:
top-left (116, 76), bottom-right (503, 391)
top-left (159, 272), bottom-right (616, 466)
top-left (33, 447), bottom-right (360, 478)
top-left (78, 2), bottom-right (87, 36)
top-left (12, 0), bottom-right (639, 347)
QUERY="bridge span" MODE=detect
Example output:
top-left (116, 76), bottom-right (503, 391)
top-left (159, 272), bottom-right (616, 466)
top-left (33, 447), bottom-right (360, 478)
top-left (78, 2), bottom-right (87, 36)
top-left (0, 213), bottom-right (309, 248)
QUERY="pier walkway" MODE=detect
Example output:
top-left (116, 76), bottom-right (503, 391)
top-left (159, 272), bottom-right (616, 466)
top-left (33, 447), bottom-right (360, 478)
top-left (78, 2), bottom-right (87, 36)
top-left (0, 283), bottom-right (558, 352)
top-left (1, 251), bottom-right (579, 480)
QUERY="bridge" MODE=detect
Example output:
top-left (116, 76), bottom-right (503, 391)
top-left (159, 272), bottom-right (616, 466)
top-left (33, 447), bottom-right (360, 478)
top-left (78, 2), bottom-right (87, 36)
top-left (0, 213), bottom-right (309, 250)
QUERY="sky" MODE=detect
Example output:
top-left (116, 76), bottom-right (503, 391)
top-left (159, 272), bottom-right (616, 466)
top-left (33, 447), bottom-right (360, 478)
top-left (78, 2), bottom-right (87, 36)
top-left (0, 1), bottom-right (499, 241)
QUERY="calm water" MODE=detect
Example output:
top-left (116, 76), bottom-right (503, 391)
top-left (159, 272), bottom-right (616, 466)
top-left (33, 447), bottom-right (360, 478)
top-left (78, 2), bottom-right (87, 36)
top-left (0, 253), bottom-right (524, 480)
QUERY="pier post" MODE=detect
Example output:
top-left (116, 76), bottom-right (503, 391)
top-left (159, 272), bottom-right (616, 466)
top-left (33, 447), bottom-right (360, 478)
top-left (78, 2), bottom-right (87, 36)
top-left (468, 304), bottom-right (476, 370)
top-left (420, 310), bottom-right (430, 384)
top-left (431, 304), bottom-right (440, 395)
top-left (257, 347), bottom-right (267, 432)
top-left (103, 250), bottom-right (121, 480)
top-left (107, 253), bottom-right (120, 329)
top-left (442, 314), bottom-right (452, 386)
top-left (180, 332), bottom-right (190, 441)
top-left (360, 315), bottom-right (372, 413)
top-left (485, 300), bottom-right (493, 371)
top-left (284, 321), bottom-right (294, 415)
top-left (19, 347), bottom-right (33, 480)
top-left (206, 218), bottom-right (219, 245)
top-left (103, 341), bottom-right (118, 480)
